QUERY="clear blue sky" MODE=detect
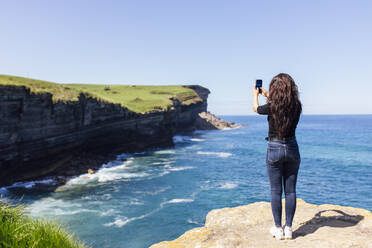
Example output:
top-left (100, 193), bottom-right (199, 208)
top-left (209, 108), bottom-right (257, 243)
top-left (1, 0), bottom-right (371, 115)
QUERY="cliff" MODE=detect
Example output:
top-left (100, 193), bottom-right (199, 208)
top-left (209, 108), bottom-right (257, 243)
top-left (0, 75), bottom-right (233, 186)
top-left (150, 199), bottom-right (372, 248)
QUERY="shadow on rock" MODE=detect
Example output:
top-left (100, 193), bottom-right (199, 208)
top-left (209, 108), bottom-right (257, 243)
top-left (294, 209), bottom-right (364, 239)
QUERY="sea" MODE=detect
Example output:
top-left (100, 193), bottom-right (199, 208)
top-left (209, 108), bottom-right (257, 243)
top-left (1, 115), bottom-right (371, 248)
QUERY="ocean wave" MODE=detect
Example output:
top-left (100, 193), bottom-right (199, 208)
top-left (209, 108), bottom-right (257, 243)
top-left (163, 160), bottom-right (175, 166)
top-left (104, 196), bottom-right (196, 228)
top-left (219, 182), bottom-right (238, 189)
top-left (187, 218), bottom-right (202, 225)
top-left (221, 125), bottom-right (242, 130)
top-left (55, 160), bottom-right (149, 191)
top-left (4, 178), bottom-right (57, 190)
top-left (197, 151), bottom-right (232, 158)
top-left (0, 187), bottom-right (9, 200)
top-left (129, 198), bottom-right (145, 205)
top-left (173, 135), bottom-right (205, 143)
top-left (167, 166), bottom-right (195, 171)
top-left (53, 209), bottom-right (98, 216)
top-left (81, 193), bottom-right (112, 201)
top-left (100, 209), bottom-right (120, 217)
top-left (104, 206), bottom-right (163, 228)
top-left (101, 157), bottom-right (134, 169)
top-left (27, 197), bottom-right (98, 217)
top-left (151, 162), bottom-right (163, 165)
top-left (66, 170), bottom-right (148, 185)
top-left (161, 198), bottom-right (194, 207)
top-left (154, 150), bottom-right (176, 154)
top-left (133, 186), bottom-right (172, 196)
top-left (116, 153), bottom-right (132, 160)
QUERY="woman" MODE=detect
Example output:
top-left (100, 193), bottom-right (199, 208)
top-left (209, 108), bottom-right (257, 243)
top-left (252, 73), bottom-right (302, 240)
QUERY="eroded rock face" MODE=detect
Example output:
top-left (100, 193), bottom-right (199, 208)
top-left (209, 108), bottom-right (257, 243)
top-left (0, 84), bottom-right (224, 186)
top-left (195, 111), bottom-right (242, 130)
top-left (150, 199), bottom-right (372, 248)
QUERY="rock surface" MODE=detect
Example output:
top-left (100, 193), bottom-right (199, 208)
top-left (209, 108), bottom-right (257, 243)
top-left (195, 111), bottom-right (242, 130)
top-left (0, 84), bottom-right (238, 186)
top-left (150, 199), bottom-right (372, 248)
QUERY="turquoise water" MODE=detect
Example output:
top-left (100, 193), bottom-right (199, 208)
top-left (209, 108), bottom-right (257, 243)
top-left (1, 115), bottom-right (372, 248)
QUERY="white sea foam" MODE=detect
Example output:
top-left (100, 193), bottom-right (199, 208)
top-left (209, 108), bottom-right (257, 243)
top-left (116, 153), bottom-right (132, 160)
top-left (167, 166), bottom-right (195, 171)
top-left (104, 192), bottom-right (196, 228)
top-left (27, 197), bottom-right (98, 217)
top-left (6, 178), bottom-right (57, 189)
top-left (161, 198), bottom-right (194, 207)
top-left (187, 218), bottom-right (202, 225)
top-left (190, 138), bottom-right (205, 142)
top-left (53, 209), bottom-right (98, 216)
top-left (129, 198), bottom-right (145, 205)
top-left (154, 150), bottom-right (176, 154)
top-left (101, 157), bottom-right (134, 169)
top-left (58, 159), bottom-right (149, 190)
top-left (158, 170), bottom-right (171, 176)
top-left (0, 187), bottom-right (8, 197)
top-left (133, 186), bottom-right (172, 195)
top-left (81, 193), bottom-right (112, 201)
top-left (104, 217), bottom-right (131, 227)
top-left (102, 194), bottom-right (112, 200)
top-left (104, 206), bottom-right (163, 228)
top-left (222, 125), bottom-right (242, 130)
top-left (197, 151), bottom-right (232, 158)
top-left (100, 209), bottom-right (119, 216)
top-left (167, 198), bottom-right (194, 203)
top-left (151, 162), bottom-right (163, 165)
top-left (219, 182), bottom-right (238, 189)
top-left (159, 158), bottom-right (175, 162)
top-left (65, 170), bottom-right (148, 185)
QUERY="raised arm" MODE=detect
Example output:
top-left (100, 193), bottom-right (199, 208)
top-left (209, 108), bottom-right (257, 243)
top-left (252, 87), bottom-right (259, 113)
top-left (253, 87), bottom-right (269, 113)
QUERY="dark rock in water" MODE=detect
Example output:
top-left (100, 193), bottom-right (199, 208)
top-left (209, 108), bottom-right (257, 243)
top-left (195, 111), bottom-right (242, 130)
top-left (0, 84), bottom-right (240, 186)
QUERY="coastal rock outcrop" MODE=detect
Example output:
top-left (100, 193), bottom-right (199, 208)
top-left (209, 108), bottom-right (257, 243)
top-left (150, 199), bottom-right (372, 248)
top-left (0, 83), bottom-right (237, 186)
top-left (195, 111), bottom-right (241, 130)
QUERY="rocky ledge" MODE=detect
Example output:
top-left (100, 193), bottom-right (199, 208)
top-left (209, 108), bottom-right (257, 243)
top-left (150, 199), bottom-right (372, 248)
top-left (195, 111), bottom-right (242, 130)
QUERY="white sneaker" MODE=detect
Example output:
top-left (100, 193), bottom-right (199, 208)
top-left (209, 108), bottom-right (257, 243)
top-left (284, 226), bottom-right (292, 239)
top-left (270, 226), bottom-right (284, 240)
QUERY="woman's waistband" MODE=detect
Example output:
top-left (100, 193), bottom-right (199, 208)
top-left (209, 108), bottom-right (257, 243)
top-left (265, 136), bottom-right (296, 143)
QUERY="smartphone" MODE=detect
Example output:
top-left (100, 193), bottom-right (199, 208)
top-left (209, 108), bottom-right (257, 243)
top-left (255, 79), bottom-right (262, 94)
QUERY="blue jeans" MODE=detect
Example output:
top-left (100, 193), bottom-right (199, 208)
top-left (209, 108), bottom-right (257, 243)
top-left (266, 137), bottom-right (300, 227)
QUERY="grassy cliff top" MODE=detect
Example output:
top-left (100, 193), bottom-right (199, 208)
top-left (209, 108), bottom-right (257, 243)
top-left (0, 75), bottom-right (203, 113)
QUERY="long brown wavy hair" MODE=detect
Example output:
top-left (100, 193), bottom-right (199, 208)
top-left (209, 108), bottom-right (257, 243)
top-left (268, 73), bottom-right (302, 139)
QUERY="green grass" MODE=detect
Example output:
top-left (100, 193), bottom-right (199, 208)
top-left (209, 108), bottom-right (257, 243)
top-left (0, 202), bottom-right (88, 248)
top-left (0, 75), bottom-right (202, 113)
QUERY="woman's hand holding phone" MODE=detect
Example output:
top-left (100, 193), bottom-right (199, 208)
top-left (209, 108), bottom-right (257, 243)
top-left (253, 84), bottom-right (268, 98)
top-left (261, 88), bottom-right (269, 98)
